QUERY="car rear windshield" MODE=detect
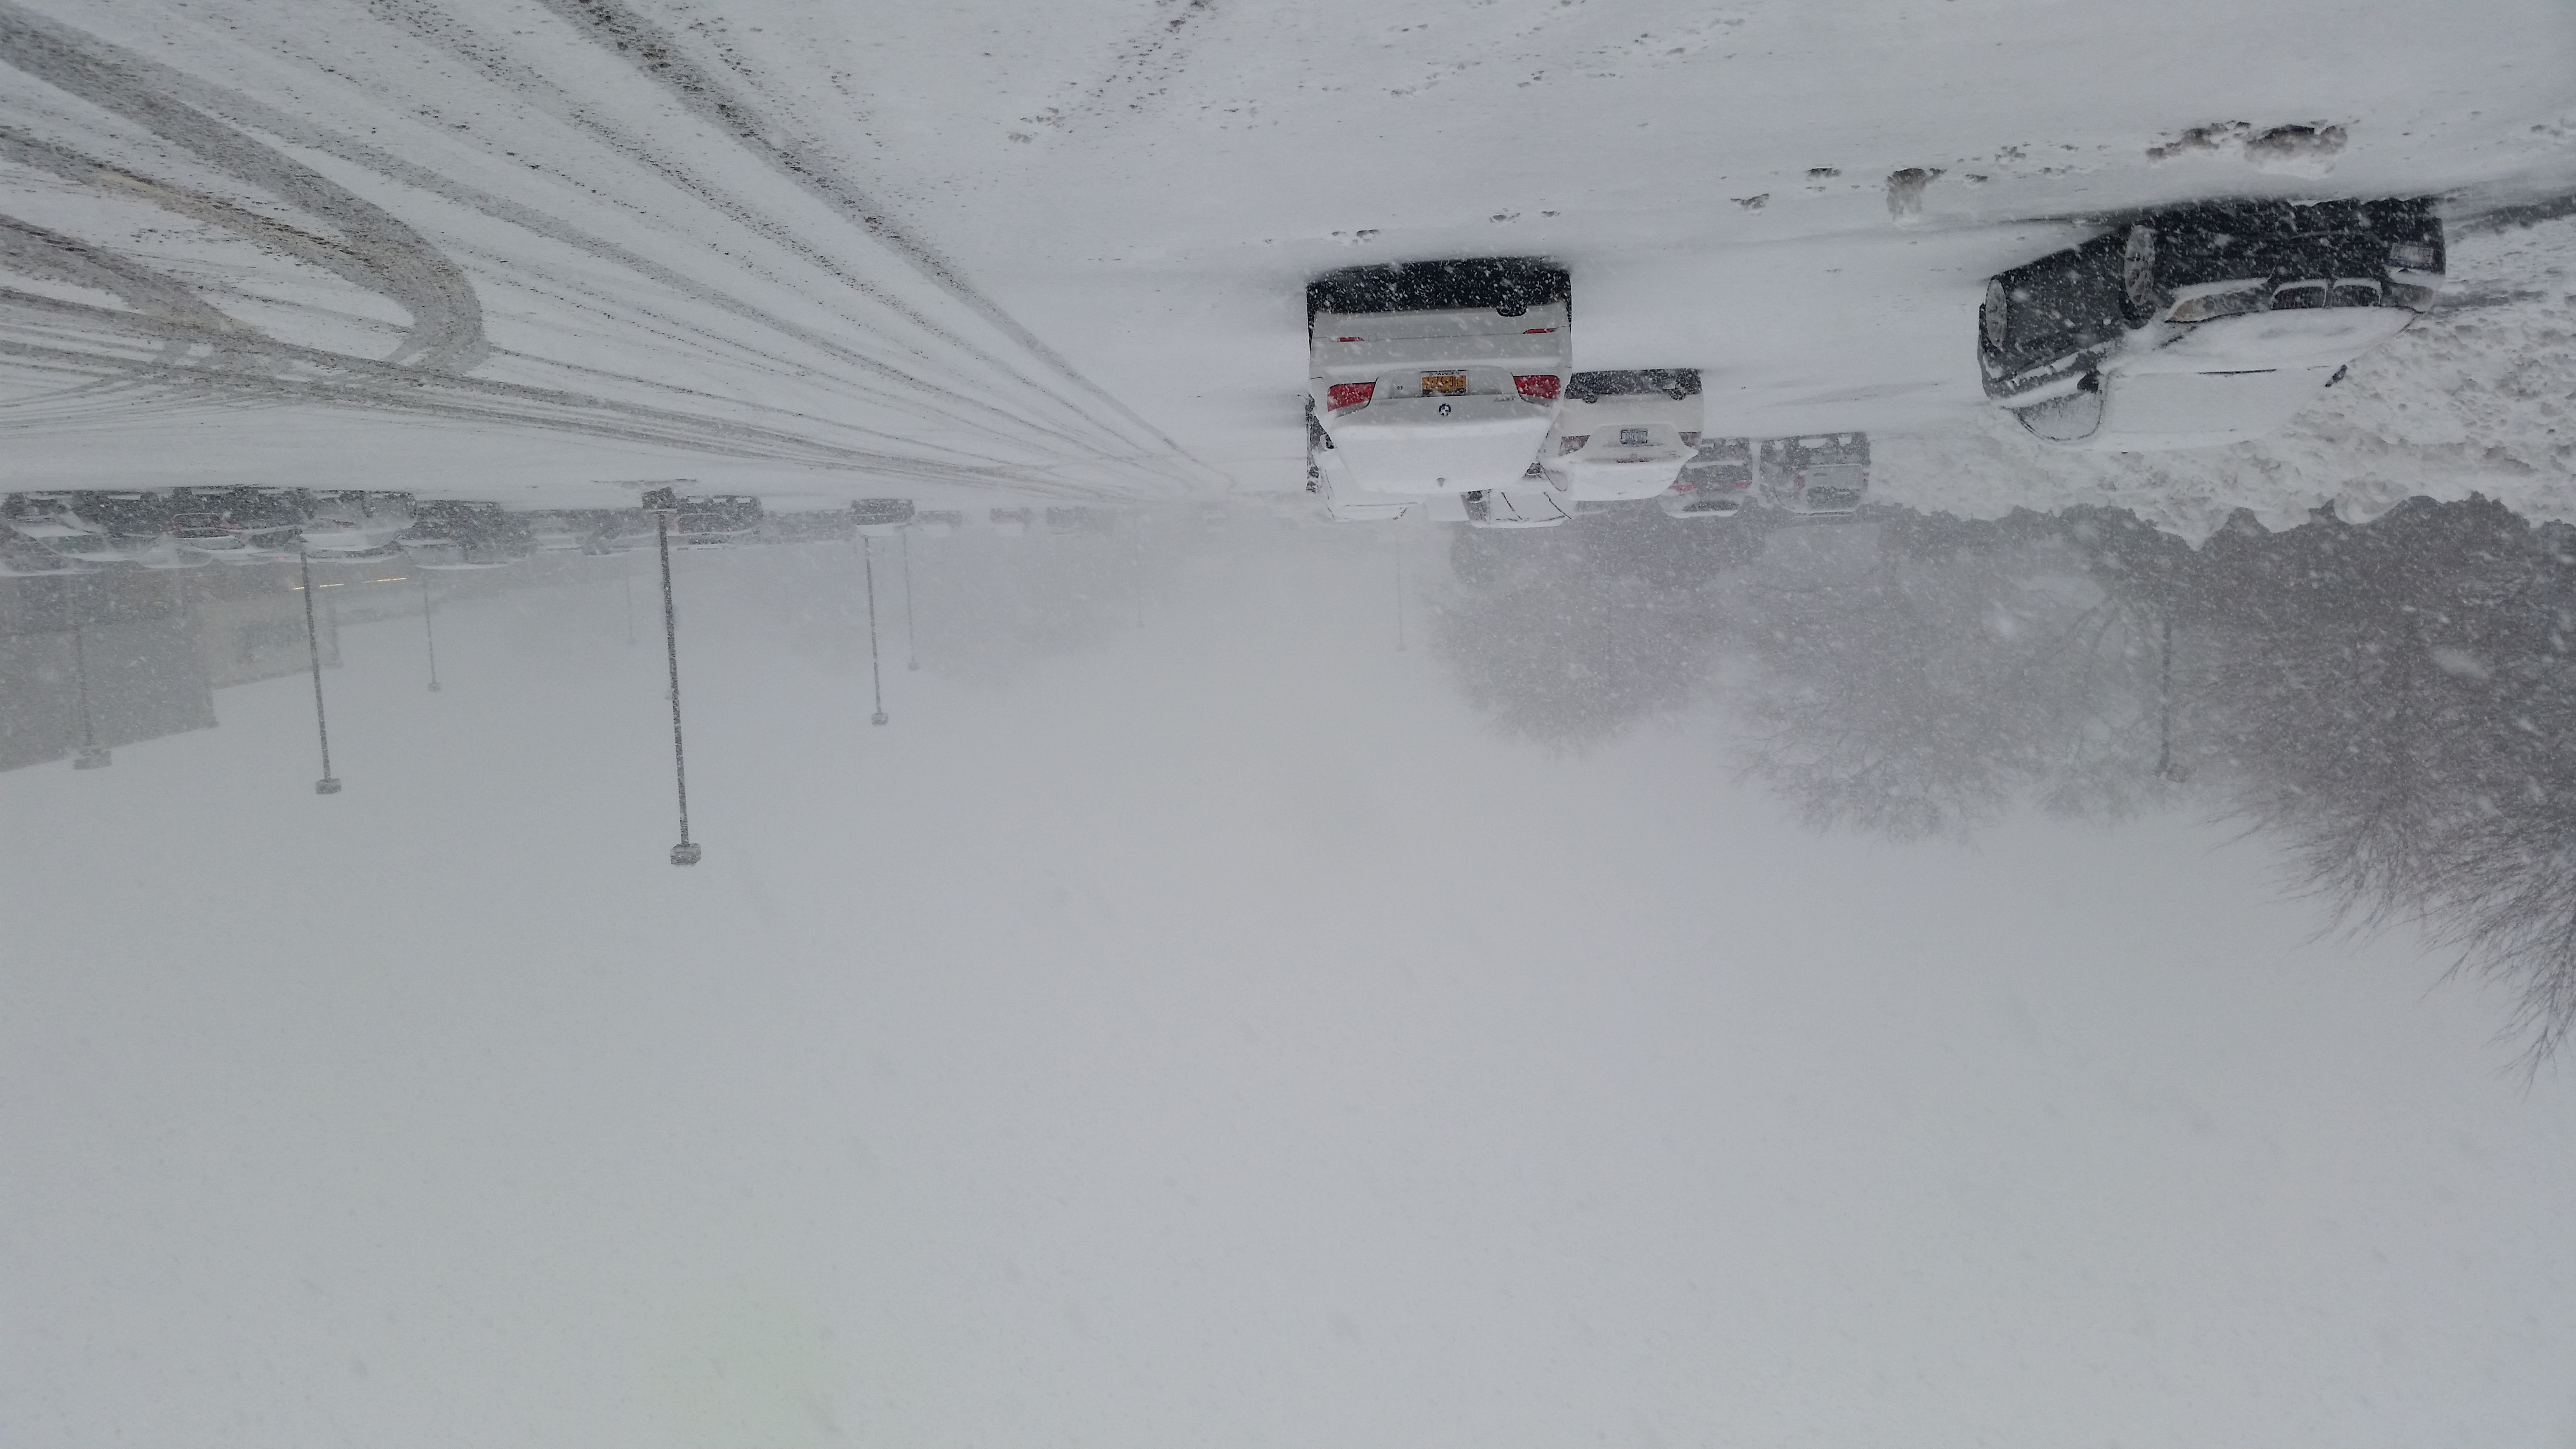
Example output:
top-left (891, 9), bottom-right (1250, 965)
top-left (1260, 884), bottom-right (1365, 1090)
top-left (1989, 233), bottom-right (2125, 373)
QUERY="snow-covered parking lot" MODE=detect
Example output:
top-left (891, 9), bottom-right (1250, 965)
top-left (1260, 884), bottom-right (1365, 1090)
top-left (4, 0), bottom-right (2573, 519)
top-left (11, 5), bottom-right (2576, 1449)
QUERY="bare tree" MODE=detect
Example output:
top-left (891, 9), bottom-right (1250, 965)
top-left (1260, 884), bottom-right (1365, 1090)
top-left (1729, 521), bottom-right (2172, 839)
top-left (2190, 499), bottom-right (2576, 1064)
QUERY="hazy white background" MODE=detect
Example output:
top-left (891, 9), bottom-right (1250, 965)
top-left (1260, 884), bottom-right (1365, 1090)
top-left (5, 533), bottom-right (2573, 1449)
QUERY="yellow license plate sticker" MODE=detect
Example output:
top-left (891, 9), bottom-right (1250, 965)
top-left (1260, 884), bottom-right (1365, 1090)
top-left (1420, 373), bottom-right (1467, 395)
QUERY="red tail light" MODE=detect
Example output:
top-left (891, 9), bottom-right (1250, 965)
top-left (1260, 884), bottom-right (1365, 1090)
top-left (1558, 435), bottom-right (1589, 455)
top-left (1326, 382), bottom-right (1375, 412)
top-left (1514, 374), bottom-right (1560, 402)
top-left (1522, 327), bottom-right (1557, 335)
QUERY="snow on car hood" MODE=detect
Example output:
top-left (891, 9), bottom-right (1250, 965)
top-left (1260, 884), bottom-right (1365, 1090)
top-left (2089, 367), bottom-right (2344, 449)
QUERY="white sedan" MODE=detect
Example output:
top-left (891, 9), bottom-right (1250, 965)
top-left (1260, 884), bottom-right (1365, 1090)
top-left (1541, 369), bottom-right (1703, 501)
top-left (1307, 258), bottom-right (1571, 503)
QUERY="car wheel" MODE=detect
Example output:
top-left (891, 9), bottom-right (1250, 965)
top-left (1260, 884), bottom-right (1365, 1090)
top-left (2122, 225), bottom-right (2168, 325)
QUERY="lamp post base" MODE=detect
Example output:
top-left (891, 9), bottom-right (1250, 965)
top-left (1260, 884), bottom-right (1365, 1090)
top-left (315, 777), bottom-right (342, 795)
top-left (73, 747), bottom-right (112, 771)
top-left (670, 842), bottom-right (702, 866)
top-left (871, 711), bottom-right (889, 726)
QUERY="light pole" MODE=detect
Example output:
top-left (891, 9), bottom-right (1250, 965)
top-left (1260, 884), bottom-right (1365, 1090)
top-left (70, 623), bottom-right (110, 770)
top-left (900, 529), bottom-right (919, 671)
top-left (419, 570), bottom-right (442, 691)
top-left (862, 535), bottom-right (888, 725)
top-left (646, 489), bottom-right (700, 865)
top-left (299, 544), bottom-right (341, 794)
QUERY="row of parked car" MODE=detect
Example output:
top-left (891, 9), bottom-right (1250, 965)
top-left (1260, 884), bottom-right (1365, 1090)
top-left (0, 489), bottom-right (1133, 576)
top-left (0, 487), bottom-right (381, 575)
top-left (1300, 261), bottom-right (1892, 531)
top-left (0, 489), bottom-right (572, 574)
top-left (1305, 341), bottom-right (1873, 529)
top-left (1300, 196), bottom-right (2445, 524)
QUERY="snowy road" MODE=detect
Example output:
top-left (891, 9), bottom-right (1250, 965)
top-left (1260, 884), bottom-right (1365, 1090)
top-left (4, 0), bottom-right (2573, 506)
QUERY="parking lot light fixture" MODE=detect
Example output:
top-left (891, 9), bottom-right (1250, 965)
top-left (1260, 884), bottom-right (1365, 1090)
top-left (863, 535), bottom-right (888, 726)
top-left (647, 491), bottom-right (700, 865)
top-left (297, 546), bottom-right (342, 794)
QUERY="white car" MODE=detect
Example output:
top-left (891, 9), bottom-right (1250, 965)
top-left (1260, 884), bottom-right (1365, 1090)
top-left (1046, 506), bottom-right (1117, 535)
top-left (1541, 370), bottom-right (1703, 501)
top-left (0, 532), bottom-right (93, 576)
top-left (526, 515), bottom-right (588, 553)
top-left (63, 532), bottom-right (210, 568)
top-left (1306, 401), bottom-right (1415, 522)
top-left (6, 506), bottom-right (200, 566)
top-left (1755, 435), bottom-right (1870, 516)
top-left (1658, 436), bottom-right (1754, 520)
top-left (851, 499), bottom-right (915, 537)
top-left (7, 511), bottom-right (109, 551)
top-left (301, 505), bottom-right (412, 559)
top-left (911, 509), bottom-right (964, 536)
top-left (989, 507), bottom-right (1032, 535)
top-left (1980, 198), bottom-right (2442, 451)
top-left (1307, 258), bottom-right (1570, 500)
top-left (1461, 487), bottom-right (1573, 529)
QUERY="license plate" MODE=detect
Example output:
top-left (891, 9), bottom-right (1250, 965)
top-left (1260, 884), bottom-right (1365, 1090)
top-left (1420, 373), bottom-right (1467, 395)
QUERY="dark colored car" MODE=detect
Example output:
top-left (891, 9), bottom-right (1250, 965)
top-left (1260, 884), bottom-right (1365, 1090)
top-left (1978, 198), bottom-right (2443, 450)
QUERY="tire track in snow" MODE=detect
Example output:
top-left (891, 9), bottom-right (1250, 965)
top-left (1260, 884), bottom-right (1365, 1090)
top-left (0, 214), bottom-right (239, 335)
top-left (360, 0), bottom-right (1115, 444)
top-left (522, 0), bottom-right (1216, 482)
top-left (0, 287), bottom-right (1118, 496)
top-left (0, 3), bottom-right (1213, 497)
top-left (0, 0), bottom-right (488, 371)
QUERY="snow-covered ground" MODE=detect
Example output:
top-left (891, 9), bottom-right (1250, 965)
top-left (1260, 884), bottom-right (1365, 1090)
top-left (4, 536), bottom-right (2575, 1449)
